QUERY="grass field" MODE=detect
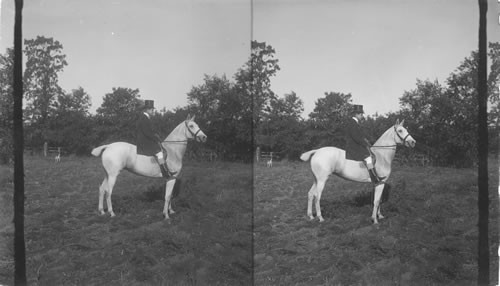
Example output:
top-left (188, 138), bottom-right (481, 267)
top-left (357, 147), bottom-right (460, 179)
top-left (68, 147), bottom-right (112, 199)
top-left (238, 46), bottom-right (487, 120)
top-left (0, 163), bottom-right (14, 284)
top-left (1, 155), bottom-right (499, 285)
top-left (1, 155), bottom-right (252, 285)
top-left (254, 157), bottom-right (499, 286)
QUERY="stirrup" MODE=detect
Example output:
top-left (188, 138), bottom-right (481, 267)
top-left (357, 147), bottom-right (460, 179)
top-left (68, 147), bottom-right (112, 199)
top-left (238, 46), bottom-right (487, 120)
top-left (155, 156), bottom-right (171, 178)
top-left (159, 164), bottom-right (170, 178)
top-left (368, 169), bottom-right (386, 184)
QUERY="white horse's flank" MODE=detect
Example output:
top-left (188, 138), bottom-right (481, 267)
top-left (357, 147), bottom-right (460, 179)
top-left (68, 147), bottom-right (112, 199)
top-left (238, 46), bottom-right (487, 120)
top-left (91, 115), bottom-right (207, 219)
top-left (300, 119), bottom-right (416, 224)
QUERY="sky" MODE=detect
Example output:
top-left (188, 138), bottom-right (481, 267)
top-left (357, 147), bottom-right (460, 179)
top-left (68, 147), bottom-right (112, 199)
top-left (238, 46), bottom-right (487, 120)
top-left (0, 0), bottom-right (499, 117)
top-left (254, 0), bottom-right (500, 116)
top-left (0, 0), bottom-right (251, 113)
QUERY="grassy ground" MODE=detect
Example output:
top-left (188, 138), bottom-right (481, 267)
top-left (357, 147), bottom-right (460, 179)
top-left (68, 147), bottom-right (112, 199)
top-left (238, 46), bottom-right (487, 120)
top-left (0, 164), bottom-right (14, 285)
top-left (1, 155), bottom-right (252, 285)
top-left (1, 155), bottom-right (499, 285)
top-left (254, 157), bottom-right (499, 286)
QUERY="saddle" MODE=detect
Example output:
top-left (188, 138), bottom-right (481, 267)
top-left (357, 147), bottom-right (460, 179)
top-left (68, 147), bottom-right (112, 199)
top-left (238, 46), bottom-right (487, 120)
top-left (150, 144), bottom-right (177, 179)
top-left (352, 148), bottom-right (377, 168)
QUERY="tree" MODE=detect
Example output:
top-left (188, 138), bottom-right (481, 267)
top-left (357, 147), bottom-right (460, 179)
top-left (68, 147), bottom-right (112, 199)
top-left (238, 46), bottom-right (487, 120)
top-left (95, 87), bottom-right (143, 143)
top-left (0, 48), bottom-right (14, 163)
top-left (307, 92), bottom-right (353, 148)
top-left (97, 87), bottom-right (142, 118)
top-left (55, 86), bottom-right (91, 114)
top-left (23, 36), bottom-right (67, 134)
top-left (186, 74), bottom-right (253, 160)
top-left (398, 43), bottom-right (500, 166)
top-left (234, 41), bottom-right (280, 134)
top-left (47, 87), bottom-right (93, 154)
top-left (268, 91), bottom-right (304, 120)
top-left (187, 74), bottom-right (231, 121)
top-left (261, 91), bottom-right (308, 159)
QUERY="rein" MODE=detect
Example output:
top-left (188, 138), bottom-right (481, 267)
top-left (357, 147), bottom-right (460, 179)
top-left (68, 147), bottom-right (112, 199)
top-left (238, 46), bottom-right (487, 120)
top-left (371, 145), bottom-right (397, 149)
top-left (162, 140), bottom-right (188, 144)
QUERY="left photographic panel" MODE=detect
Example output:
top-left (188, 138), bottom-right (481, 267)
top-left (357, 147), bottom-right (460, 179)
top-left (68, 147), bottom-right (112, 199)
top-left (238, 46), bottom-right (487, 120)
top-left (0, 0), bottom-right (253, 285)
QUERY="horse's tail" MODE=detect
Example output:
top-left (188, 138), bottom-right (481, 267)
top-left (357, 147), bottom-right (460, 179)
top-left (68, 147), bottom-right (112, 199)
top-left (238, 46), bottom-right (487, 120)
top-left (300, 149), bottom-right (317, 162)
top-left (91, 145), bottom-right (108, 157)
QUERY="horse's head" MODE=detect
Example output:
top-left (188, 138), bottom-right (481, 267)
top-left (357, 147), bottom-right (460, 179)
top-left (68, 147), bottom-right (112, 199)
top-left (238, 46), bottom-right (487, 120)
top-left (184, 115), bottom-right (207, 143)
top-left (394, 119), bottom-right (416, 148)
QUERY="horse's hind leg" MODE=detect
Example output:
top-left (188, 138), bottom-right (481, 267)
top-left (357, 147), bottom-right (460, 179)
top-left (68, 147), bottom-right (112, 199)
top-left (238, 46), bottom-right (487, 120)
top-left (106, 174), bottom-right (118, 217)
top-left (315, 180), bottom-right (326, 222)
top-left (307, 182), bottom-right (316, 220)
top-left (98, 177), bottom-right (108, 215)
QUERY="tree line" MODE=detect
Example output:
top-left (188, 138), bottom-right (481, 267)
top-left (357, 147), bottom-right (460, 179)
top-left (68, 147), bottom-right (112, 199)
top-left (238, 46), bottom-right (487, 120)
top-left (0, 36), bottom-right (498, 166)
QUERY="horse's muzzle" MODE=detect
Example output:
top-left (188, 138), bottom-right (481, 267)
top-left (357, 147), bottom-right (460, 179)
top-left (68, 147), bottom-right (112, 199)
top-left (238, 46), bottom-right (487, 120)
top-left (406, 137), bottom-right (416, 148)
top-left (197, 133), bottom-right (207, 143)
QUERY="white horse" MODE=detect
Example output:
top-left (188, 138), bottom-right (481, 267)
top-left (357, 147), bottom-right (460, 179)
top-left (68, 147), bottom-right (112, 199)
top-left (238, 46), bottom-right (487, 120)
top-left (91, 115), bottom-right (207, 219)
top-left (300, 119), bottom-right (416, 224)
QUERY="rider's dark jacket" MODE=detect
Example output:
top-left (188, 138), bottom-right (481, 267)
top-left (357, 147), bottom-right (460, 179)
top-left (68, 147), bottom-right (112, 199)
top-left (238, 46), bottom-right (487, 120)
top-left (343, 117), bottom-right (371, 161)
top-left (136, 112), bottom-right (160, 156)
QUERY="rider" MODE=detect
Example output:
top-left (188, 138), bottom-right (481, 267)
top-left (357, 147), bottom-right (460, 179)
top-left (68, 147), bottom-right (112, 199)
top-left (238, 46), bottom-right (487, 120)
top-left (343, 104), bottom-right (386, 184)
top-left (136, 99), bottom-right (169, 178)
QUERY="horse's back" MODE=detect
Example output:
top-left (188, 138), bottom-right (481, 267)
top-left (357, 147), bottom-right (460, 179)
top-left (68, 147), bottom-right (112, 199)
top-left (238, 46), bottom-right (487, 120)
top-left (309, 147), bottom-right (371, 182)
top-left (310, 147), bottom-right (346, 175)
top-left (100, 142), bottom-right (137, 172)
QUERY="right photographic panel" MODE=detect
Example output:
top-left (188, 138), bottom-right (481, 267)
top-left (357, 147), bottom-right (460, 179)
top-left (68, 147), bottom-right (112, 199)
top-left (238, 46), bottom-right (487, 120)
top-left (252, 1), bottom-right (500, 285)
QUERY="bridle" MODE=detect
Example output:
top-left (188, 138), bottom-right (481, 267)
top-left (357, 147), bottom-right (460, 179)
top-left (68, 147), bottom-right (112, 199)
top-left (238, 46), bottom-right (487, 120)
top-left (394, 126), bottom-right (411, 146)
top-left (185, 120), bottom-right (202, 139)
top-left (371, 126), bottom-right (410, 149)
top-left (161, 120), bottom-right (201, 144)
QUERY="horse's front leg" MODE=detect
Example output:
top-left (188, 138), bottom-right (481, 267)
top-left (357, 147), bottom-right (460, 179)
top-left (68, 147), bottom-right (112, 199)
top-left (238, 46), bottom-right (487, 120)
top-left (371, 184), bottom-right (384, 224)
top-left (168, 199), bottom-right (175, 214)
top-left (163, 179), bottom-right (176, 219)
top-left (377, 205), bottom-right (385, 220)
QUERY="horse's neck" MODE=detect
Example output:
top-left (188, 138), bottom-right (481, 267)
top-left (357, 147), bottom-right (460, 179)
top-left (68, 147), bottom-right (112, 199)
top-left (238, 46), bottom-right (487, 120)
top-left (164, 123), bottom-right (188, 159)
top-left (373, 128), bottom-right (394, 148)
top-left (372, 128), bottom-right (397, 169)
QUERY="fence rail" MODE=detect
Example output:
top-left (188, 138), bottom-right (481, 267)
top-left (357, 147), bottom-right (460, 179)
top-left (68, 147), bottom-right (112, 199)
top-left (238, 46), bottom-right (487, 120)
top-left (186, 150), bottom-right (219, 162)
top-left (24, 145), bottom-right (64, 156)
top-left (393, 152), bottom-right (433, 167)
top-left (256, 151), bottom-right (281, 163)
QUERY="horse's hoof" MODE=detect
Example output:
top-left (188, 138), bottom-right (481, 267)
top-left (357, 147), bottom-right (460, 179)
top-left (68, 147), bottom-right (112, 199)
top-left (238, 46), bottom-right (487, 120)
top-left (99, 210), bottom-right (105, 216)
top-left (109, 212), bottom-right (116, 218)
top-left (168, 210), bottom-right (176, 214)
top-left (163, 214), bottom-right (170, 220)
top-left (318, 217), bottom-right (325, 222)
top-left (378, 214), bottom-right (385, 220)
top-left (308, 215), bottom-right (314, 220)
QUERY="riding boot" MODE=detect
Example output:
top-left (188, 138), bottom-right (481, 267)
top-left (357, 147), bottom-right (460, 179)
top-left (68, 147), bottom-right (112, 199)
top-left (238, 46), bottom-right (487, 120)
top-left (156, 157), bottom-right (170, 178)
top-left (159, 163), bottom-right (170, 178)
top-left (368, 167), bottom-right (386, 184)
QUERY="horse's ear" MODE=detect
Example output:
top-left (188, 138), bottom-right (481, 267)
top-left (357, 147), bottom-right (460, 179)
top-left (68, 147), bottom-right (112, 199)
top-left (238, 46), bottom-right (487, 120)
top-left (191, 115), bottom-right (196, 121)
top-left (400, 119), bottom-right (405, 126)
top-left (186, 114), bottom-right (191, 121)
top-left (395, 119), bottom-right (400, 126)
